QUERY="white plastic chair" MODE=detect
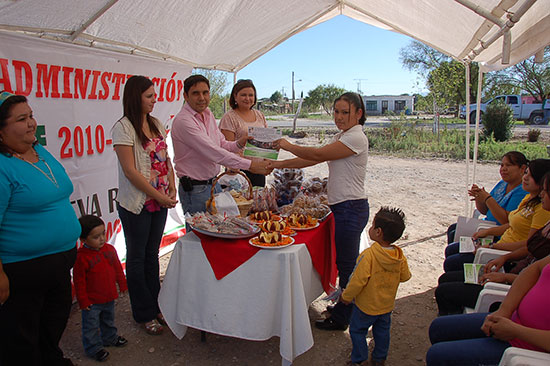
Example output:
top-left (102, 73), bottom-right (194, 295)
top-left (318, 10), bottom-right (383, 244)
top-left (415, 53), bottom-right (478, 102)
top-left (499, 347), bottom-right (550, 365)
top-left (464, 282), bottom-right (510, 314)
top-left (474, 247), bottom-right (509, 265)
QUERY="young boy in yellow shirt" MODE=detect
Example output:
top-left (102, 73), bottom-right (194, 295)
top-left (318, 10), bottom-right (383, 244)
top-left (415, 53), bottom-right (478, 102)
top-left (341, 207), bottom-right (411, 366)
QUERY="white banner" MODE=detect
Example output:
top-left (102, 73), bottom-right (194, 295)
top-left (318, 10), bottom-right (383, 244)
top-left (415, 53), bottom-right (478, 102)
top-left (0, 32), bottom-right (192, 261)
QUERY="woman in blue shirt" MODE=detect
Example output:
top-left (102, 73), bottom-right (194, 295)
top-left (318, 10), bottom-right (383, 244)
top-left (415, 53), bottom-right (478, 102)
top-left (447, 151), bottom-right (528, 243)
top-left (0, 92), bottom-right (80, 366)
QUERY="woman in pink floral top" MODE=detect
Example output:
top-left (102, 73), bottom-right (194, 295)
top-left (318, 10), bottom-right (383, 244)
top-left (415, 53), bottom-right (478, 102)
top-left (143, 137), bottom-right (171, 212)
top-left (112, 76), bottom-right (177, 336)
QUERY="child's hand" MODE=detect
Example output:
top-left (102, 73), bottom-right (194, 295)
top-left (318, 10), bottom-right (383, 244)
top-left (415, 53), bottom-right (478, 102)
top-left (83, 306), bottom-right (91, 311)
top-left (339, 295), bottom-right (351, 305)
top-left (119, 290), bottom-right (127, 298)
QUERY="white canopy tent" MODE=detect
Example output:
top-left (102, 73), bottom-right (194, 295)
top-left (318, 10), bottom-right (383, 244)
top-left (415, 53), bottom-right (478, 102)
top-left (1, 0), bottom-right (549, 215)
top-left (1, 0), bottom-right (548, 72)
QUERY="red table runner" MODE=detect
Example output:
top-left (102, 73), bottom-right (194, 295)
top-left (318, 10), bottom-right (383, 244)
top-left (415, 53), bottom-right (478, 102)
top-left (195, 214), bottom-right (337, 293)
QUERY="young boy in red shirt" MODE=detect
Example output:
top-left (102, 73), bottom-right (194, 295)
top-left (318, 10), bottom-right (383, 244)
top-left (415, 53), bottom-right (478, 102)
top-left (73, 215), bottom-right (128, 362)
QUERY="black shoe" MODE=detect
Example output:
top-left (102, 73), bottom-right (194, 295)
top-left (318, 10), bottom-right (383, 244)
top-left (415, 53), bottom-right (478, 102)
top-left (326, 304), bottom-right (335, 314)
top-left (315, 317), bottom-right (348, 331)
top-left (112, 336), bottom-right (128, 347)
top-left (93, 349), bottom-right (109, 362)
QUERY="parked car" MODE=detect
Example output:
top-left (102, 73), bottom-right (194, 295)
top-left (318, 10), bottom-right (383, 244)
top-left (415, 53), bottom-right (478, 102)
top-left (459, 95), bottom-right (545, 124)
top-left (443, 107), bottom-right (457, 115)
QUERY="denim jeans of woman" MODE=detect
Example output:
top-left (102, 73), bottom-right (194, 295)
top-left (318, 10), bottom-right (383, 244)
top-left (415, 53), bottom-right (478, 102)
top-left (328, 199), bottom-right (370, 326)
top-left (349, 305), bottom-right (391, 364)
top-left (81, 301), bottom-right (118, 356)
top-left (426, 312), bottom-right (510, 366)
top-left (117, 205), bottom-right (167, 323)
top-left (443, 242), bottom-right (475, 272)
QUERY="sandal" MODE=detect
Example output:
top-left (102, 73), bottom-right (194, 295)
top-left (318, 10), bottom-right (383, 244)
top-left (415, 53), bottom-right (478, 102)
top-left (156, 313), bottom-right (167, 326)
top-left (143, 319), bottom-right (163, 335)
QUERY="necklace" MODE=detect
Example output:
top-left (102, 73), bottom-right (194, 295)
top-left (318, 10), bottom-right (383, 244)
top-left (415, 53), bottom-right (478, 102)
top-left (14, 148), bottom-right (59, 188)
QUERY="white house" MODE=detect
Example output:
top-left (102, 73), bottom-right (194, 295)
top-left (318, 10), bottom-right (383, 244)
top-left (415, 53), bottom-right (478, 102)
top-left (362, 95), bottom-right (415, 115)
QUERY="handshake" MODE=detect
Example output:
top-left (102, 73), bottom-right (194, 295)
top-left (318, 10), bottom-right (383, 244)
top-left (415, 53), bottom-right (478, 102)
top-left (248, 158), bottom-right (286, 176)
top-left (249, 158), bottom-right (274, 176)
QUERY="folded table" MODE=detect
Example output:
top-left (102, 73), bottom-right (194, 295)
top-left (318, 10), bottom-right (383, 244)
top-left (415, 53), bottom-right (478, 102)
top-left (158, 215), bottom-right (336, 365)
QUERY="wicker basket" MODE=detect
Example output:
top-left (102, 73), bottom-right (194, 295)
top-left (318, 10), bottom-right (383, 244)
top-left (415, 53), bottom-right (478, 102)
top-left (206, 171), bottom-right (253, 217)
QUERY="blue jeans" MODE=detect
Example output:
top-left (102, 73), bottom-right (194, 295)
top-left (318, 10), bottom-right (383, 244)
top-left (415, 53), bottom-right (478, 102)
top-left (349, 305), bottom-right (391, 363)
top-left (81, 301), bottom-right (118, 356)
top-left (117, 205), bottom-right (167, 323)
top-left (446, 223), bottom-right (457, 244)
top-left (426, 312), bottom-right (511, 366)
top-left (328, 199), bottom-right (370, 326)
top-left (178, 181), bottom-right (221, 215)
top-left (443, 242), bottom-right (474, 272)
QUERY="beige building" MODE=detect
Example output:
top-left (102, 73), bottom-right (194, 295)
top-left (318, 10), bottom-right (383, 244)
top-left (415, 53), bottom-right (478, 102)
top-left (362, 95), bottom-right (415, 115)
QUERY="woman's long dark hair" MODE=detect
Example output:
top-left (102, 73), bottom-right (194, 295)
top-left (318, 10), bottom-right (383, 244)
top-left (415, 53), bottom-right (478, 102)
top-left (0, 93), bottom-right (29, 156)
top-left (122, 76), bottom-right (160, 144)
top-left (333, 92), bottom-right (366, 125)
top-left (523, 159), bottom-right (550, 209)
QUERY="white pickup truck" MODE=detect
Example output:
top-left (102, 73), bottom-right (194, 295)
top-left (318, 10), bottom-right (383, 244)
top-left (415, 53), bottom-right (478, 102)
top-left (460, 95), bottom-right (545, 125)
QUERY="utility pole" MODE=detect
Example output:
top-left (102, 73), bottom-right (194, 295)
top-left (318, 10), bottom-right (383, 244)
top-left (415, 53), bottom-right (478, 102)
top-left (292, 72), bottom-right (295, 114)
top-left (353, 78), bottom-right (368, 95)
top-left (291, 71), bottom-right (302, 114)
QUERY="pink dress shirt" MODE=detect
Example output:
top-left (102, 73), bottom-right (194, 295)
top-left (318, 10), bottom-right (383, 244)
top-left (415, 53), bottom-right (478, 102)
top-left (171, 103), bottom-right (252, 180)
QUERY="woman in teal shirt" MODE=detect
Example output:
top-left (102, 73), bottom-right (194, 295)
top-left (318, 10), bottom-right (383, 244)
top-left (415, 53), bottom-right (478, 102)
top-left (0, 92), bottom-right (80, 366)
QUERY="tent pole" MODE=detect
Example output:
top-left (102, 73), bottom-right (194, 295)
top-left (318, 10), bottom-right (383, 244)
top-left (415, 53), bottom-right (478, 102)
top-left (465, 0), bottom-right (538, 62)
top-left (465, 62), bottom-right (471, 217)
top-left (233, 72), bottom-right (237, 85)
top-left (473, 67), bottom-right (484, 194)
top-left (69, 0), bottom-right (119, 42)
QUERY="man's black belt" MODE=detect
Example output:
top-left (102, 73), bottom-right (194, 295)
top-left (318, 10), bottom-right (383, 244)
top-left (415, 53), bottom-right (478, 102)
top-left (180, 176), bottom-right (215, 186)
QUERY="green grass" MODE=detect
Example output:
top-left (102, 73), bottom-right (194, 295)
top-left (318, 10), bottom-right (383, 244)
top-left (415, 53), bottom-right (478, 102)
top-left (364, 122), bottom-right (547, 161)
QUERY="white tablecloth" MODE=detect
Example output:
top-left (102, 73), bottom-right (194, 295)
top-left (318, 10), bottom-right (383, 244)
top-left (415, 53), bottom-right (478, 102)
top-left (158, 232), bottom-right (324, 365)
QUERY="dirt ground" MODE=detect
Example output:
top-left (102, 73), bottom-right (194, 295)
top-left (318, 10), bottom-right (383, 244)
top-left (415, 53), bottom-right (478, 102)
top-left (60, 135), bottom-right (505, 365)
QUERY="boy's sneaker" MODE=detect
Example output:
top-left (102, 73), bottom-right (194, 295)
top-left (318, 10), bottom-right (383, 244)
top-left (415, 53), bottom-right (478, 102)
top-left (370, 360), bottom-right (386, 366)
top-left (112, 336), bottom-right (128, 347)
top-left (93, 349), bottom-right (109, 362)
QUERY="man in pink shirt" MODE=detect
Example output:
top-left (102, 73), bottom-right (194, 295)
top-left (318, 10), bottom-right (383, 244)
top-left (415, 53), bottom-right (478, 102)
top-left (171, 75), bottom-right (270, 214)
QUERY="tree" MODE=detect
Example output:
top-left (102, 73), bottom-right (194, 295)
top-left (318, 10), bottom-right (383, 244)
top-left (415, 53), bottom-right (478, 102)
top-left (307, 84), bottom-right (347, 115)
top-left (427, 61), bottom-right (480, 112)
top-left (270, 90), bottom-right (283, 104)
top-left (400, 41), bottom-right (478, 113)
top-left (484, 46), bottom-right (550, 102)
top-left (194, 68), bottom-right (230, 96)
top-left (413, 93), bottom-right (431, 113)
top-left (401, 41), bottom-right (550, 107)
top-left (399, 40), bottom-right (450, 74)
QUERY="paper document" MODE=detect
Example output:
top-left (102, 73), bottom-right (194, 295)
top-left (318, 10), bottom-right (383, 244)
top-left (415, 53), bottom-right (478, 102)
top-left (459, 237), bottom-right (476, 253)
top-left (459, 236), bottom-right (493, 253)
top-left (453, 216), bottom-right (497, 242)
top-left (243, 127), bottom-right (281, 160)
top-left (463, 263), bottom-right (486, 284)
top-left (463, 263), bottom-right (505, 284)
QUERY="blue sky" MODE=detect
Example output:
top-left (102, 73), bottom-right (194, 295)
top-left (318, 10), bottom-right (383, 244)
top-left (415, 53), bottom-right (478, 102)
top-left (234, 15), bottom-right (424, 99)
